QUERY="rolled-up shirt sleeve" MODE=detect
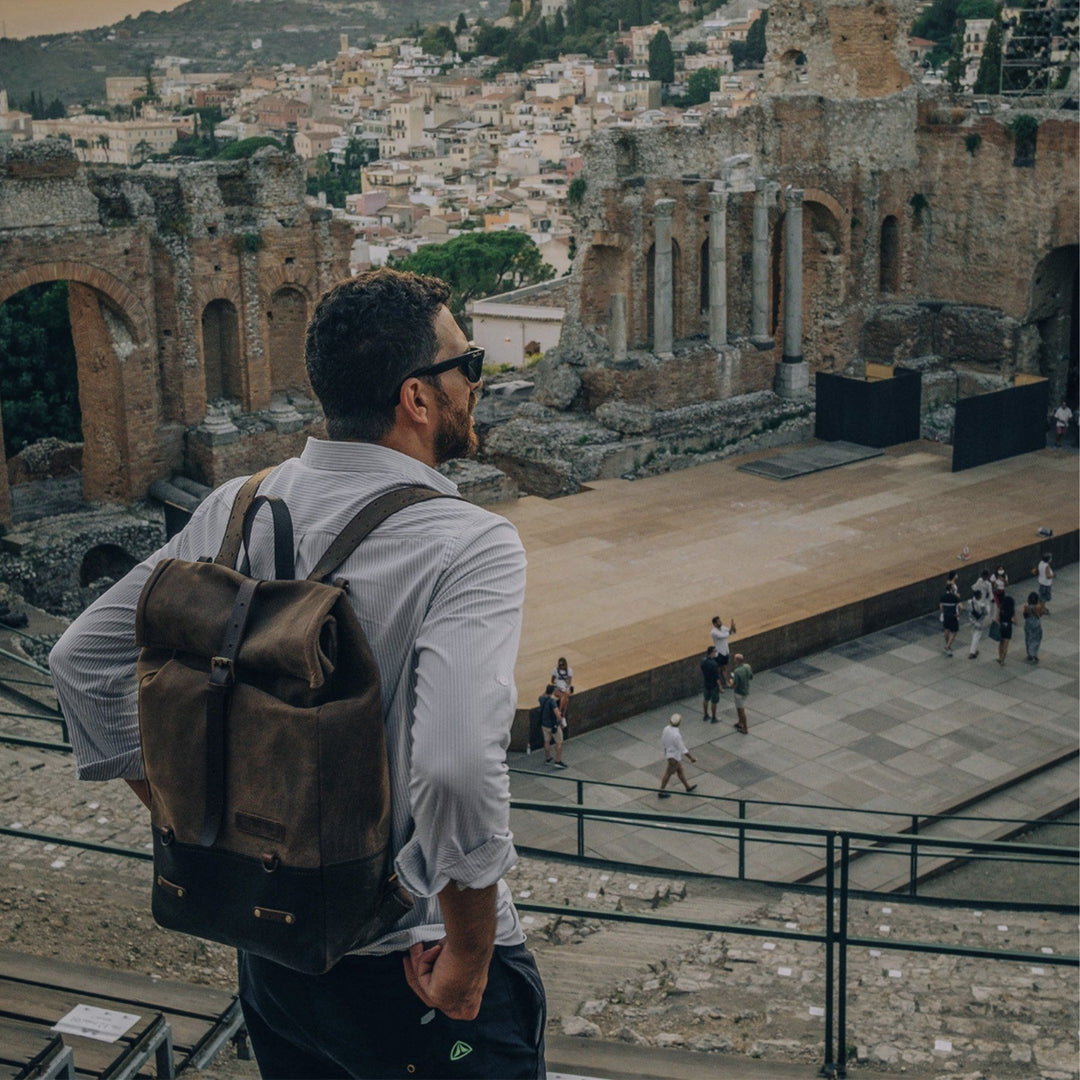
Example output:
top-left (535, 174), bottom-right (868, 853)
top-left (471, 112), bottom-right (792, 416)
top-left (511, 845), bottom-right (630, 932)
top-left (49, 481), bottom-right (242, 781)
top-left (394, 516), bottom-right (526, 897)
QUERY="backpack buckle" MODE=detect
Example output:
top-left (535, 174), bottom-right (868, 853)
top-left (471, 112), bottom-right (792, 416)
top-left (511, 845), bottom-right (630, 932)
top-left (210, 656), bottom-right (235, 686)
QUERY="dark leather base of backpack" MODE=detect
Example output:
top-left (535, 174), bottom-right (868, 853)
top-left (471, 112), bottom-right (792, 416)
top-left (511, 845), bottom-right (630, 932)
top-left (151, 832), bottom-right (413, 975)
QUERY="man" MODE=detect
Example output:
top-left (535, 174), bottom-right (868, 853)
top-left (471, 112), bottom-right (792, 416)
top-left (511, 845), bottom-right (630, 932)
top-left (709, 614), bottom-right (736, 689)
top-left (49, 269), bottom-right (546, 1079)
top-left (1037, 551), bottom-right (1054, 606)
top-left (539, 684), bottom-right (567, 768)
top-left (939, 572), bottom-right (962, 656)
top-left (1053, 400), bottom-right (1073, 447)
top-left (967, 568), bottom-right (993, 659)
top-left (729, 654), bottom-right (753, 733)
top-left (658, 713), bottom-right (697, 798)
top-left (700, 645), bottom-right (721, 722)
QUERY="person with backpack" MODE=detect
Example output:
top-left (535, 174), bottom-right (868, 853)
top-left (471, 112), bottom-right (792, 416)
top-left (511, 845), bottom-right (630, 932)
top-left (49, 269), bottom-right (546, 1079)
top-left (539, 684), bottom-right (567, 767)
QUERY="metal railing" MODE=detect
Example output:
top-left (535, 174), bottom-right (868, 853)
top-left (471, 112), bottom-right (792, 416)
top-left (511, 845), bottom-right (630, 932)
top-left (509, 798), bottom-right (1078, 1078)
top-left (509, 768), bottom-right (1078, 899)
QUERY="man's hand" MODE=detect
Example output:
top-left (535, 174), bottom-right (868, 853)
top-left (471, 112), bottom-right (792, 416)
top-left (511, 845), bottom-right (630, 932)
top-left (402, 880), bottom-right (496, 1020)
top-left (403, 938), bottom-right (490, 1020)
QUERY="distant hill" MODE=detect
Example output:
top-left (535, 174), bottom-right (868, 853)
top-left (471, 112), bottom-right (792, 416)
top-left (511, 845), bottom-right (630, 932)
top-left (0, 0), bottom-right (490, 107)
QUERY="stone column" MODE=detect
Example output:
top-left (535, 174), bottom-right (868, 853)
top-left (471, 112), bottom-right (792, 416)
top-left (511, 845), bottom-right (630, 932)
top-left (782, 187), bottom-right (804, 364)
top-left (751, 177), bottom-right (774, 350)
top-left (708, 182), bottom-right (728, 349)
top-left (608, 292), bottom-right (628, 363)
top-left (775, 187), bottom-right (810, 397)
top-left (653, 198), bottom-right (675, 359)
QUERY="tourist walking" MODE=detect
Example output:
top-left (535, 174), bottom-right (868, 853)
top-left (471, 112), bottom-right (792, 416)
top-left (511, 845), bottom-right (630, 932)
top-left (539, 684), bottom-right (568, 768)
top-left (700, 646), bottom-right (721, 722)
top-left (1037, 552), bottom-right (1054, 606)
top-left (939, 573), bottom-right (962, 656)
top-left (1023, 592), bottom-right (1047, 663)
top-left (990, 566), bottom-right (1009, 612)
top-left (658, 714), bottom-right (697, 798)
top-left (967, 569), bottom-right (993, 659)
top-left (710, 615), bottom-right (736, 689)
top-left (730, 653), bottom-right (753, 733)
top-left (551, 657), bottom-right (574, 721)
top-left (995, 591), bottom-right (1017, 665)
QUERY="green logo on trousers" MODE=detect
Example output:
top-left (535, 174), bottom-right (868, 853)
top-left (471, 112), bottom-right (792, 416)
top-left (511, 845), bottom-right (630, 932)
top-left (450, 1041), bottom-right (473, 1062)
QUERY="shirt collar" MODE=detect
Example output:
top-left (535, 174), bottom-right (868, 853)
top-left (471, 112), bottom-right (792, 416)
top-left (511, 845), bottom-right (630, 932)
top-left (299, 437), bottom-right (460, 496)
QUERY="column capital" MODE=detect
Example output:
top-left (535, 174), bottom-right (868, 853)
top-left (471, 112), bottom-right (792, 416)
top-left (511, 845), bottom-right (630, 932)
top-left (784, 186), bottom-right (805, 207)
top-left (709, 186), bottom-right (728, 211)
top-left (754, 176), bottom-right (771, 193)
top-left (653, 198), bottom-right (676, 219)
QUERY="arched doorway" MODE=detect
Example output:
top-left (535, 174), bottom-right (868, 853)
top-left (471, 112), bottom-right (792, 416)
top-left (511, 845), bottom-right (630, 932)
top-left (267, 286), bottom-right (309, 396)
top-left (0, 281), bottom-right (83, 523)
top-left (202, 299), bottom-right (243, 404)
top-left (1027, 245), bottom-right (1079, 405)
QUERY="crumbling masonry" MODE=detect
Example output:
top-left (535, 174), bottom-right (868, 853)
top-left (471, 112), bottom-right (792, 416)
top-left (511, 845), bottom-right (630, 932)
top-left (485, 0), bottom-right (1078, 495)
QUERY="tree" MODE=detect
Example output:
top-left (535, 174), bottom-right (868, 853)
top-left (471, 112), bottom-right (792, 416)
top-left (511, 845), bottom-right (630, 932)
top-left (648, 30), bottom-right (675, 83)
top-left (972, 16), bottom-right (1002, 94)
top-left (393, 232), bottom-right (555, 316)
top-left (553, 8), bottom-right (565, 38)
top-left (45, 97), bottom-right (66, 119)
top-left (744, 10), bottom-right (767, 63)
top-left (0, 282), bottom-right (81, 457)
top-left (133, 139), bottom-right (154, 164)
top-left (216, 136), bottom-right (283, 160)
top-left (420, 24), bottom-right (456, 56)
top-left (456, 12), bottom-right (468, 34)
top-left (686, 67), bottom-right (722, 105)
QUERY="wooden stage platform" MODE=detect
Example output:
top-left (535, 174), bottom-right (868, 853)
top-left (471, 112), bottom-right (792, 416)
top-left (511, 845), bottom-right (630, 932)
top-left (498, 440), bottom-right (1079, 747)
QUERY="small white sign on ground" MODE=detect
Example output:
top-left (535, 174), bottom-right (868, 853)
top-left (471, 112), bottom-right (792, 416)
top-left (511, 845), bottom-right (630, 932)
top-left (53, 1004), bottom-right (140, 1043)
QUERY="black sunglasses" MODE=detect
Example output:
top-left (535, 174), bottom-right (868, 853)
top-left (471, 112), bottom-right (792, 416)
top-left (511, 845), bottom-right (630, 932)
top-left (387, 345), bottom-right (485, 407)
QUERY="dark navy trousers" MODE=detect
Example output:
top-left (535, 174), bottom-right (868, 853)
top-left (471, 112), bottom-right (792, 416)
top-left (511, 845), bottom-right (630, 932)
top-left (238, 944), bottom-right (547, 1079)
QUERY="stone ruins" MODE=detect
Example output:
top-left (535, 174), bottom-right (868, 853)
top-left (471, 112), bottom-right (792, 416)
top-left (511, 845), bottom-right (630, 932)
top-left (0, 0), bottom-right (1077, 595)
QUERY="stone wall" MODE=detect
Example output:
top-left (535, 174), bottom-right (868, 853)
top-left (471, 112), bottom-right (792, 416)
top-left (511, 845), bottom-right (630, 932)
top-left (0, 142), bottom-right (352, 530)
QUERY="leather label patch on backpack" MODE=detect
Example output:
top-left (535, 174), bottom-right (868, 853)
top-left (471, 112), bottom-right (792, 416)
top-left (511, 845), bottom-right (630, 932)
top-left (235, 811), bottom-right (287, 843)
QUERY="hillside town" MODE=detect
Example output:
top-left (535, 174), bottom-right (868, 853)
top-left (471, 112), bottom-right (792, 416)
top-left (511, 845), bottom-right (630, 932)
top-left (3, 0), bottom-right (1072, 369)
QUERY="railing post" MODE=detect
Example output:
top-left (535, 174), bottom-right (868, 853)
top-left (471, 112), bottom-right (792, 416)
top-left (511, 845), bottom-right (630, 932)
top-left (838, 833), bottom-right (850, 1079)
top-left (909, 816), bottom-right (919, 897)
top-left (738, 800), bottom-right (746, 880)
top-left (576, 779), bottom-right (585, 859)
top-left (821, 831), bottom-right (836, 1077)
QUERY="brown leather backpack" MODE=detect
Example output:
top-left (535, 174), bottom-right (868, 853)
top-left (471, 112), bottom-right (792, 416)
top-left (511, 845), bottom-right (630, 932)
top-left (134, 469), bottom-right (452, 974)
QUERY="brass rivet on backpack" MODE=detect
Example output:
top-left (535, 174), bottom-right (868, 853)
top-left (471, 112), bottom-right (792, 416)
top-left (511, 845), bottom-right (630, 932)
top-left (285, 914), bottom-right (295, 925)
top-left (406, 1066), bottom-right (415, 1075)
top-left (254, 908), bottom-right (262, 919)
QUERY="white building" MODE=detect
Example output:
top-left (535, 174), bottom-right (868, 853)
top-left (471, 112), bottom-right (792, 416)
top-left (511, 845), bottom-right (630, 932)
top-left (466, 279), bottom-right (568, 368)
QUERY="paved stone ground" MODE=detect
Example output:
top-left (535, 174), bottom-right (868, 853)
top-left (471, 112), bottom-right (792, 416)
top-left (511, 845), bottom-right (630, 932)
top-left (507, 563), bottom-right (1079, 891)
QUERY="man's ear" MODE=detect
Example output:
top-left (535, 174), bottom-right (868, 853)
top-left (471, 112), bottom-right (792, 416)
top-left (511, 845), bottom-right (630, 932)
top-left (397, 378), bottom-right (435, 427)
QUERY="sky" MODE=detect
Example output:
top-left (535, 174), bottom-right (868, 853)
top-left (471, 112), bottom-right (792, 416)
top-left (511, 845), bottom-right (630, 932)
top-left (0, 1), bottom-right (189, 40)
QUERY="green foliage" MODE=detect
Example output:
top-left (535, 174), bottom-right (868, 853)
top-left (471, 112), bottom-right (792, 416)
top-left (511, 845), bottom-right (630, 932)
top-left (216, 136), bottom-right (283, 160)
top-left (420, 23), bottom-right (457, 56)
top-left (648, 30), bottom-right (675, 83)
top-left (392, 232), bottom-right (556, 316)
top-left (972, 17), bottom-right (1002, 93)
top-left (909, 192), bottom-right (930, 218)
top-left (567, 177), bottom-right (587, 205)
top-left (686, 67), bottom-right (722, 105)
top-left (508, 0), bottom-right (523, 16)
top-left (730, 11), bottom-right (767, 67)
top-left (964, 132), bottom-right (982, 155)
top-left (0, 283), bottom-right (82, 457)
top-left (455, 12), bottom-right (468, 34)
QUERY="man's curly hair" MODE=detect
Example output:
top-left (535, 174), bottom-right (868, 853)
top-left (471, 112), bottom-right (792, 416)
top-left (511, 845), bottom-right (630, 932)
top-left (305, 267), bottom-right (452, 442)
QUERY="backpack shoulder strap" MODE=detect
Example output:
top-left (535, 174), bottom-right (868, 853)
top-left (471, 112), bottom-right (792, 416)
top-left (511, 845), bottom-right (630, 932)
top-left (215, 466), bottom-right (276, 568)
top-left (307, 485), bottom-right (460, 584)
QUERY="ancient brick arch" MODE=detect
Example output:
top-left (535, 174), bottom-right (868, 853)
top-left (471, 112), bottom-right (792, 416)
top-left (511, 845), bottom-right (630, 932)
top-left (0, 261), bottom-right (155, 525)
top-left (0, 261), bottom-right (149, 341)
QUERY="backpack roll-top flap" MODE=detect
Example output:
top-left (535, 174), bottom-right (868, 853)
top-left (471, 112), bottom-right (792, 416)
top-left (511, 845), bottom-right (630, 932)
top-left (136, 558), bottom-right (341, 690)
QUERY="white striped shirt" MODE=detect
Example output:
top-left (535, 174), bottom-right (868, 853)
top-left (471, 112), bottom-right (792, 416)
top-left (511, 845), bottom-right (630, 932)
top-left (49, 439), bottom-right (527, 953)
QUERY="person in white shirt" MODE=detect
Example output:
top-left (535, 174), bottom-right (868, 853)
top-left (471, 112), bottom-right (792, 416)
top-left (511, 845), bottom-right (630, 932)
top-left (658, 713), bottom-right (697, 798)
top-left (550, 657), bottom-right (574, 720)
top-left (709, 615), bottom-right (737, 688)
top-left (1037, 552), bottom-right (1055, 605)
top-left (967, 569), bottom-right (993, 659)
top-left (49, 268), bottom-right (546, 1079)
top-left (1053, 401), bottom-right (1073, 447)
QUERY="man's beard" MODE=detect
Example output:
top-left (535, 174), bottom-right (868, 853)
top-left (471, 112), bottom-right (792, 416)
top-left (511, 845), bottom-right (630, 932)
top-left (432, 386), bottom-right (479, 464)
